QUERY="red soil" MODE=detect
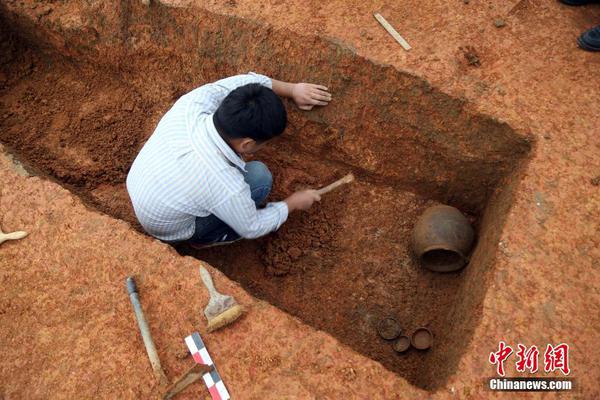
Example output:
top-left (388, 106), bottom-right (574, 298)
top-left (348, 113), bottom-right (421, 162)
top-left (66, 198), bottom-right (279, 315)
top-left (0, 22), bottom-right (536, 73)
top-left (0, 37), bottom-right (458, 386)
top-left (0, 0), bottom-right (531, 390)
top-left (0, 0), bottom-right (600, 398)
top-left (3, 0), bottom-right (598, 398)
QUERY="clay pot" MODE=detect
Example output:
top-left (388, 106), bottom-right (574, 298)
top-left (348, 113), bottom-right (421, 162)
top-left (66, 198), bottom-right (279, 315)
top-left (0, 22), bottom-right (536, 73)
top-left (412, 205), bottom-right (474, 272)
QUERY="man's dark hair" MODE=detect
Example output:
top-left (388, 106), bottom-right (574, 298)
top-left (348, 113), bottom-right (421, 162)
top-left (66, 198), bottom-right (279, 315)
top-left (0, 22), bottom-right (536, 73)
top-left (213, 83), bottom-right (287, 142)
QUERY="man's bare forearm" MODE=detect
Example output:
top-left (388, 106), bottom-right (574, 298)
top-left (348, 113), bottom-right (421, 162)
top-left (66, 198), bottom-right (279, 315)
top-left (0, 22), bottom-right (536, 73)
top-left (271, 79), bottom-right (295, 98)
top-left (270, 78), bottom-right (332, 111)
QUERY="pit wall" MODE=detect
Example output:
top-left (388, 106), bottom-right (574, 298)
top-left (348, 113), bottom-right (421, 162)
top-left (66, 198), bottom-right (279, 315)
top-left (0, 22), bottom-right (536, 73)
top-left (1, 0), bottom-right (533, 390)
top-left (420, 163), bottom-right (528, 385)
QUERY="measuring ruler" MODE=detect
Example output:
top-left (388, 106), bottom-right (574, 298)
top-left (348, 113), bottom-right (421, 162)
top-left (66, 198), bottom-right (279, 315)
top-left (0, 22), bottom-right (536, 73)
top-left (185, 332), bottom-right (231, 400)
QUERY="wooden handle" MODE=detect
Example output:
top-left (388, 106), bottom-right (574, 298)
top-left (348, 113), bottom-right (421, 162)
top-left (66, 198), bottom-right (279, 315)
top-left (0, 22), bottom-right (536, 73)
top-left (199, 266), bottom-right (220, 300)
top-left (163, 363), bottom-right (211, 399)
top-left (0, 229), bottom-right (28, 245)
top-left (316, 173), bottom-right (355, 196)
top-left (373, 13), bottom-right (411, 51)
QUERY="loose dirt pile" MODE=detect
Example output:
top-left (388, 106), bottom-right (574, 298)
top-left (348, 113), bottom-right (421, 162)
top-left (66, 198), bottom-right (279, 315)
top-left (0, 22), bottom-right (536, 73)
top-left (261, 204), bottom-right (341, 276)
top-left (260, 169), bottom-right (344, 276)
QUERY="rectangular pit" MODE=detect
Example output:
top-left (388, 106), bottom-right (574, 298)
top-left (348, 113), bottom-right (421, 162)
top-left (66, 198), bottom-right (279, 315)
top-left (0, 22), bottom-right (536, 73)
top-left (0, 1), bottom-right (532, 391)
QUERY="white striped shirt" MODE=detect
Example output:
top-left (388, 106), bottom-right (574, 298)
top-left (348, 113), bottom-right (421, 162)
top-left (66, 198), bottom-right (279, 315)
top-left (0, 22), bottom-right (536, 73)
top-left (126, 73), bottom-right (288, 242)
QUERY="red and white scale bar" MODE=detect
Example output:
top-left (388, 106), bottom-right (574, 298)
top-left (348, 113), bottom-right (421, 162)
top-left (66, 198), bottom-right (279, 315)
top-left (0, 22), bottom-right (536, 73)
top-left (185, 332), bottom-right (231, 400)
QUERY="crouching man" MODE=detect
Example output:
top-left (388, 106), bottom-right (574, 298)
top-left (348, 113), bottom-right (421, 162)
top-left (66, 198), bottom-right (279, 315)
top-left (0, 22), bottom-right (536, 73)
top-left (126, 73), bottom-right (331, 247)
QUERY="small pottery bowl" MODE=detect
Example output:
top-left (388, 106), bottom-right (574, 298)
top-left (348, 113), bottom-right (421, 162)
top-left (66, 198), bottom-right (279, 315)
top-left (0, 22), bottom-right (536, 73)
top-left (377, 317), bottom-right (401, 340)
top-left (393, 335), bottom-right (411, 353)
top-left (411, 327), bottom-right (433, 350)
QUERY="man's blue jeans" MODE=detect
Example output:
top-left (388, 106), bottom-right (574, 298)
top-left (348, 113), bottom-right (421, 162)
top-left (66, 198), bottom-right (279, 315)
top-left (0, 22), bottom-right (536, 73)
top-left (187, 161), bottom-right (272, 245)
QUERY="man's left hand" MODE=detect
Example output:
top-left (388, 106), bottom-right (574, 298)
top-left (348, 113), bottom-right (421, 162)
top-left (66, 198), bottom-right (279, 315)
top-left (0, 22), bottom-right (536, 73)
top-left (292, 83), bottom-right (332, 111)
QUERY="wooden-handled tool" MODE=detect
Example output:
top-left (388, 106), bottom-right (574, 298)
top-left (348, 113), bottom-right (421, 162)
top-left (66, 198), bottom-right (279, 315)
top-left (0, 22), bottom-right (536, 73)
top-left (163, 363), bottom-right (211, 400)
top-left (126, 277), bottom-right (169, 387)
top-left (200, 266), bottom-right (244, 332)
top-left (316, 173), bottom-right (355, 196)
top-left (0, 225), bottom-right (27, 245)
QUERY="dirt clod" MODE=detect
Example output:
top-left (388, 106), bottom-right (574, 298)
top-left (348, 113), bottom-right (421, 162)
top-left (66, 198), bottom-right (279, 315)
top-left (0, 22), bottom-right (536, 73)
top-left (287, 246), bottom-right (302, 259)
top-left (461, 46), bottom-right (481, 67)
top-left (494, 18), bottom-right (507, 28)
top-left (121, 99), bottom-right (135, 112)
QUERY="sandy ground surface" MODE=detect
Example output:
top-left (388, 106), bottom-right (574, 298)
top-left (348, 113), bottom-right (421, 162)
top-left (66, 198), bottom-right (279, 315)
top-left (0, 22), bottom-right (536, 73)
top-left (1, 0), bottom-right (599, 399)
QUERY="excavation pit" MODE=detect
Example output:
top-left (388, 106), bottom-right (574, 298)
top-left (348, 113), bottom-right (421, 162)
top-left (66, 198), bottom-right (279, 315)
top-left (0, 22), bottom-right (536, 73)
top-left (0, 1), bottom-right (532, 392)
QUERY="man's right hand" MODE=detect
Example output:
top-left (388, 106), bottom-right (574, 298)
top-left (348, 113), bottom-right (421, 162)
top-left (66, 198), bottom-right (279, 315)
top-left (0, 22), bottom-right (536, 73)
top-left (284, 190), bottom-right (321, 212)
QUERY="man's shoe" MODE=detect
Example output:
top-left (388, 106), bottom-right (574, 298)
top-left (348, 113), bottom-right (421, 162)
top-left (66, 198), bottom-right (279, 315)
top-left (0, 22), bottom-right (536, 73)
top-left (188, 236), bottom-right (242, 250)
top-left (560, 0), bottom-right (598, 5)
top-left (577, 25), bottom-right (600, 51)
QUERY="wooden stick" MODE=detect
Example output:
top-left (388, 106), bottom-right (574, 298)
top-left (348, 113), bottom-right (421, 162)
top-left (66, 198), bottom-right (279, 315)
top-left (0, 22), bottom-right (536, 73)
top-left (316, 173), bottom-right (355, 196)
top-left (373, 13), bottom-right (411, 51)
top-left (163, 363), bottom-right (211, 400)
